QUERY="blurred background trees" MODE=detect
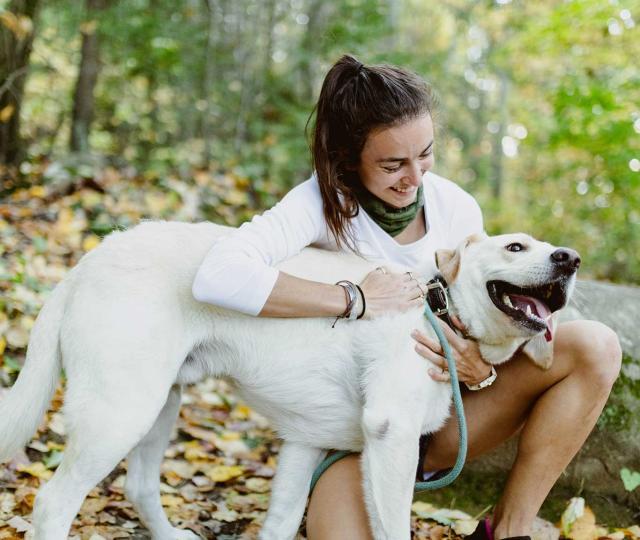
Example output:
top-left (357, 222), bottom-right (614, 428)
top-left (1, 0), bottom-right (639, 283)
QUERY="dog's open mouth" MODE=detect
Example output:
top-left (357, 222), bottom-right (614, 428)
top-left (487, 279), bottom-right (569, 341)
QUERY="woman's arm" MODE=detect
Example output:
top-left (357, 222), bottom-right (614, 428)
top-left (192, 177), bottom-right (425, 318)
top-left (260, 269), bottom-right (425, 318)
top-left (258, 272), bottom-right (348, 318)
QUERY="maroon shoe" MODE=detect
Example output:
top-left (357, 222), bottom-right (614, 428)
top-left (465, 519), bottom-right (531, 540)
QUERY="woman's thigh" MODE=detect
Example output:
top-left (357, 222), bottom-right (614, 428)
top-left (306, 454), bottom-right (372, 540)
top-left (424, 320), bottom-right (612, 469)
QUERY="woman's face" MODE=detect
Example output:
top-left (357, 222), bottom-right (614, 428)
top-left (357, 114), bottom-right (434, 208)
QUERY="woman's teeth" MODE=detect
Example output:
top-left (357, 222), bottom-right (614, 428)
top-left (391, 186), bottom-right (415, 193)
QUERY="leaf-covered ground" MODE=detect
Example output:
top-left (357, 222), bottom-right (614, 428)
top-left (0, 162), bottom-right (638, 539)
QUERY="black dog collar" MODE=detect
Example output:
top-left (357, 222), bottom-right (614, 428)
top-left (425, 275), bottom-right (456, 330)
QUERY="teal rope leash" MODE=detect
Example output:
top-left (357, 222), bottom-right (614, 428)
top-left (414, 300), bottom-right (467, 491)
top-left (309, 300), bottom-right (468, 493)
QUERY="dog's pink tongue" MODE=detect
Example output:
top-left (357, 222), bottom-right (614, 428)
top-left (509, 294), bottom-right (553, 342)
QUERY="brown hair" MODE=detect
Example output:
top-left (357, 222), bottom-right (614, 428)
top-left (308, 54), bottom-right (436, 249)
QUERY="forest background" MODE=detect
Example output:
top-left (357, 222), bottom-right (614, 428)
top-left (1, 0), bottom-right (640, 537)
top-left (1, 0), bottom-right (639, 284)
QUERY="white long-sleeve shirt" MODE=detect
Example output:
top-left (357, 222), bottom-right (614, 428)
top-left (192, 171), bottom-right (484, 315)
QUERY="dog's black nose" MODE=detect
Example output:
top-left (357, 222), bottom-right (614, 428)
top-left (551, 248), bottom-right (581, 270)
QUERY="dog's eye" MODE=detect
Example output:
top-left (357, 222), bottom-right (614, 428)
top-left (506, 242), bottom-right (525, 252)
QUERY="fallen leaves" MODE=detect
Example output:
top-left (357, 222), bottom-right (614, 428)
top-left (1, 164), bottom-right (639, 539)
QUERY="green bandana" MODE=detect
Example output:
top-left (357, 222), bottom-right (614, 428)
top-left (353, 183), bottom-right (425, 237)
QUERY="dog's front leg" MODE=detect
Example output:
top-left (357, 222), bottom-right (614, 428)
top-left (259, 442), bottom-right (326, 540)
top-left (360, 405), bottom-right (421, 540)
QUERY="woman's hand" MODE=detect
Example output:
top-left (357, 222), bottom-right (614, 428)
top-left (358, 268), bottom-right (426, 319)
top-left (411, 315), bottom-right (493, 386)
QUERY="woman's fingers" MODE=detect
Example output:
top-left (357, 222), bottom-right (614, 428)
top-left (428, 367), bottom-right (450, 382)
top-left (411, 329), bottom-right (441, 351)
top-left (450, 314), bottom-right (469, 334)
top-left (436, 318), bottom-right (466, 349)
top-left (414, 340), bottom-right (444, 362)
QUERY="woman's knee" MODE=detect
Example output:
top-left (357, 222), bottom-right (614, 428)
top-left (556, 320), bottom-right (622, 389)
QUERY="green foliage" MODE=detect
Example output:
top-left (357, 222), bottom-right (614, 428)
top-left (14, 0), bottom-right (640, 283)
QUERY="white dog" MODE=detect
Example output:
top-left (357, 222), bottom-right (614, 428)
top-left (0, 221), bottom-right (579, 540)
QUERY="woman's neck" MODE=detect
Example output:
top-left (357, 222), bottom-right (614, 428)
top-left (353, 182), bottom-right (425, 238)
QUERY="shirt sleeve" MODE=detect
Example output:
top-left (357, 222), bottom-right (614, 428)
top-left (447, 190), bottom-right (484, 248)
top-left (192, 177), bottom-right (326, 315)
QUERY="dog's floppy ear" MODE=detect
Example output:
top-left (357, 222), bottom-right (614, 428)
top-left (435, 233), bottom-right (484, 284)
top-left (435, 248), bottom-right (460, 284)
top-left (521, 315), bottom-right (558, 370)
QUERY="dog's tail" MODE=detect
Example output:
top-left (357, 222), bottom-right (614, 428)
top-left (0, 278), bottom-right (69, 462)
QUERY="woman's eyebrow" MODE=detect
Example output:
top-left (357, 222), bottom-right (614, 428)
top-left (376, 141), bottom-right (434, 163)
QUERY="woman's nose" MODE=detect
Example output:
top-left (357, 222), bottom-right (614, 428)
top-left (405, 162), bottom-right (423, 186)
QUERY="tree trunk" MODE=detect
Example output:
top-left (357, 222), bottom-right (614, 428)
top-left (69, 0), bottom-right (108, 153)
top-left (0, 0), bottom-right (39, 167)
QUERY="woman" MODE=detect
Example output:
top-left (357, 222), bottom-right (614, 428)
top-left (192, 55), bottom-right (622, 539)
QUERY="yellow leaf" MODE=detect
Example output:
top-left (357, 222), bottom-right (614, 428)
top-left (6, 325), bottom-right (29, 348)
top-left (46, 441), bottom-right (65, 451)
top-left (245, 477), bottom-right (270, 493)
top-left (17, 462), bottom-right (53, 480)
top-left (160, 495), bottom-right (184, 508)
top-left (206, 465), bottom-right (244, 483)
top-left (234, 404), bottom-right (252, 419)
top-left (224, 189), bottom-right (248, 206)
top-left (183, 441), bottom-right (209, 461)
top-left (0, 12), bottom-right (32, 40)
top-left (220, 430), bottom-right (241, 441)
top-left (411, 501), bottom-right (437, 515)
top-left (28, 185), bottom-right (46, 198)
top-left (627, 525), bottom-right (640, 538)
top-left (0, 336), bottom-right (6, 356)
top-left (79, 497), bottom-right (108, 514)
top-left (0, 105), bottom-right (15, 123)
top-left (82, 234), bottom-right (101, 252)
top-left (567, 506), bottom-right (598, 540)
top-left (453, 519), bottom-right (480, 536)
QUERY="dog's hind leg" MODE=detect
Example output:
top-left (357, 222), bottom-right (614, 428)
top-left (31, 389), bottom-right (172, 540)
top-left (125, 385), bottom-right (198, 540)
top-left (259, 442), bottom-right (326, 540)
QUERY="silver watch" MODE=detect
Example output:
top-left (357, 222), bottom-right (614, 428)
top-left (464, 365), bottom-right (497, 391)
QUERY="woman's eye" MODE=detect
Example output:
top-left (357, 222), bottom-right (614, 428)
top-left (506, 242), bottom-right (525, 252)
top-left (383, 166), bottom-right (401, 173)
top-left (420, 151), bottom-right (433, 159)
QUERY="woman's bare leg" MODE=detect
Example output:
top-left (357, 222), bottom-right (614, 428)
top-left (306, 454), bottom-right (372, 540)
top-left (306, 321), bottom-right (621, 539)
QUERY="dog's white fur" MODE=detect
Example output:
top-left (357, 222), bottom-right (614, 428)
top-left (0, 221), bottom-right (575, 540)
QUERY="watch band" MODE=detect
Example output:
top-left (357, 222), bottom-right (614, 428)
top-left (464, 365), bottom-right (497, 391)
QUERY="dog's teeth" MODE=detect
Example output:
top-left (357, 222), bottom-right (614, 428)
top-left (503, 294), bottom-right (513, 308)
top-left (526, 305), bottom-right (532, 317)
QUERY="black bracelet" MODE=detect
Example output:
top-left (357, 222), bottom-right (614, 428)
top-left (355, 284), bottom-right (366, 319)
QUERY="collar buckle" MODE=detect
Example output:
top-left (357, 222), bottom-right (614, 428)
top-left (426, 279), bottom-right (450, 317)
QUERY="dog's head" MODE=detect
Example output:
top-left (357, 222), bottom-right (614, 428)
top-left (435, 233), bottom-right (579, 369)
